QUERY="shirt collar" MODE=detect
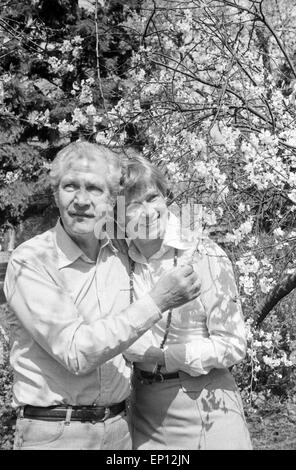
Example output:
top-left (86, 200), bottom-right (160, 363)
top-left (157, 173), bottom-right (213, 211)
top-left (163, 211), bottom-right (199, 250)
top-left (54, 219), bottom-right (117, 269)
top-left (128, 211), bottom-right (199, 264)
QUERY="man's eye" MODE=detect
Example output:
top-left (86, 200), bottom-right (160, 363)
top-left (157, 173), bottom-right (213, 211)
top-left (64, 184), bottom-right (76, 191)
top-left (88, 186), bottom-right (103, 193)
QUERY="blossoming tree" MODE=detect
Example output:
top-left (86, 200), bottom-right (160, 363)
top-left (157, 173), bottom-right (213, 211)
top-left (1, 0), bottom-right (296, 405)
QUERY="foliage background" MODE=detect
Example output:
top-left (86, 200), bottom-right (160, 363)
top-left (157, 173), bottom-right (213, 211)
top-left (1, 0), bottom-right (296, 449)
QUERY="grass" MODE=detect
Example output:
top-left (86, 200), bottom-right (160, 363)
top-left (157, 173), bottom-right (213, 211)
top-left (246, 400), bottom-right (296, 450)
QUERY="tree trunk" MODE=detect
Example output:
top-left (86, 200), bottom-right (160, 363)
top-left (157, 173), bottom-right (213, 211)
top-left (256, 271), bottom-right (296, 326)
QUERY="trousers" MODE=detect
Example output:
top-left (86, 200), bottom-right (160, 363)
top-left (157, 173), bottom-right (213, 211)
top-left (14, 409), bottom-right (131, 450)
top-left (131, 368), bottom-right (253, 450)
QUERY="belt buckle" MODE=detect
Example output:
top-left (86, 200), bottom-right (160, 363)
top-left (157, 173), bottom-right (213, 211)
top-left (87, 406), bottom-right (111, 424)
top-left (154, 372), bottom-right (164, 383)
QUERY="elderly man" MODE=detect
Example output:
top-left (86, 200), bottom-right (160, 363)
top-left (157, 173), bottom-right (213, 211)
top-left (4, 141), bottom-right (199, 450)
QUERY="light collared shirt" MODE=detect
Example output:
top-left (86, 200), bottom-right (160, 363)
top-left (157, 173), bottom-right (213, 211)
top-left (4, 221), bottom-right (161, 408)
top-left (125, 212), bottom-right (247, 376)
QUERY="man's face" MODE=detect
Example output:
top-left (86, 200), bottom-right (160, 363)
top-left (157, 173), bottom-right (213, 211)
top-left (125, 185), bottom-right (168, 240)
top-left (55, 157), bottom-right (112, 240)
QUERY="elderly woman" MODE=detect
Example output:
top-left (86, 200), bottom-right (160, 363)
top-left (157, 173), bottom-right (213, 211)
top-left (122, 156), bottom-right (252, 450)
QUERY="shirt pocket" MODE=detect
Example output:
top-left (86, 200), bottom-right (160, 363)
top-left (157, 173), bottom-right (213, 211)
top-left (100, 286), bottom-right (131, 317)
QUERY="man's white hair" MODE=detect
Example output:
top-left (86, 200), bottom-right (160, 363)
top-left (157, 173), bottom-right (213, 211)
top-left (50, 141), bottom-right (123, 200)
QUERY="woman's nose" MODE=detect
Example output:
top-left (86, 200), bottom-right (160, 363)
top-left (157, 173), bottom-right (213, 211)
top-left (140, 202), bottom-right (157, 218)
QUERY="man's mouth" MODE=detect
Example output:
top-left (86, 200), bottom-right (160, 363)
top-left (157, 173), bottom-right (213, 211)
top-left (69, 212), bottom-right (94, 218)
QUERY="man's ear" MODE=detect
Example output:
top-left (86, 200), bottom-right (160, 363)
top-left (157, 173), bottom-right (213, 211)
top-left (53, 190), bottom-right (59, 207)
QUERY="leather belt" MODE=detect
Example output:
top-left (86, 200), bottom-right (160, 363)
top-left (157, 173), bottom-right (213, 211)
top-left (136, 369), bottom-right (179, 383)
top-left (22, 400), bottom-right (126, 422)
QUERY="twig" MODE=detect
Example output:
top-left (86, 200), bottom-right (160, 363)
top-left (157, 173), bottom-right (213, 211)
top-left (258, 1), bottom-right (296, 79)
top-left (150, 58), bottom-right (273, 126)
top-left (141, 0), bottom-right (156, 47)
top-left (94, 0), bottom-right (107, 113)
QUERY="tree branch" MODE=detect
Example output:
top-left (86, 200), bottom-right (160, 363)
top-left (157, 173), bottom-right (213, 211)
top-left (256, 270), bottom-right (296, 326)
top-left (150, 57), bottom-right (273, 126)
top-left (141, 0), bottom-right (156, 47)
top-left (258, 1), bottom-right (296, 79)
top-left (94, 0), bottom-right (107, 113)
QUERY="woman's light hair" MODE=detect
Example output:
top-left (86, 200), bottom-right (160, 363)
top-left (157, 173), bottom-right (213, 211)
top-left (122, 154), bottom-right (168, 198)
top-left (50, 141), bottom-right (123, 199)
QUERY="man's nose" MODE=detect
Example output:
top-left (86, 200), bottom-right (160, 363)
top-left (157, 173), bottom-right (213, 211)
top-left (74, 189), bottom-right (90, 206)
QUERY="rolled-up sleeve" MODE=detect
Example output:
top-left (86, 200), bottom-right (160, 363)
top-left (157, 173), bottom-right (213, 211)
top-left (4, 257), bottom-right (161, 376)
top-left (124, 330), bottom-right (160, 363)
top-left (165, 242), bottom-right (247, 376)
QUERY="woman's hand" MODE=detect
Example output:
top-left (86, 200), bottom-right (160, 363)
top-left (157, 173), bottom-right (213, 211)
top-left (150, 264), bottom-right (201, 312)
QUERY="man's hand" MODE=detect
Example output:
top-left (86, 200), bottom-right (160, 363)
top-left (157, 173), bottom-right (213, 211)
top-left (140, 346), bottom-right (165, 365)
top-left (149, 265), bottom-right (200, 313)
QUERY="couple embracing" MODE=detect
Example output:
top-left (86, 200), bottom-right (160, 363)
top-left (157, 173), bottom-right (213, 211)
top-left (4, 141), bottom-right (252, 450)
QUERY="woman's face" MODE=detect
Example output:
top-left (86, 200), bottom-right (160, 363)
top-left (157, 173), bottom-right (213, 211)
top-left (125, 185), bottom-right (168, 241)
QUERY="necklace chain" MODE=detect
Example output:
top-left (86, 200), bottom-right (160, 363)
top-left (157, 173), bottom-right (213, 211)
top-left (129, 248), bottom-right (178, 378)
